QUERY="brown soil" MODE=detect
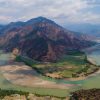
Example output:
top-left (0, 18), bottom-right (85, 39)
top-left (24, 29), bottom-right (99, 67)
top-left (0, 62), bottom-right (75, 89)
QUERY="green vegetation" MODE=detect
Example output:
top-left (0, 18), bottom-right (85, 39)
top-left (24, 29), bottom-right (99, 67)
top-left (16, 56), bottom-right (38, 66)
top-left (0, 89), bottom-right (28, 99)
top-left (66, 50), bottom-right (85, 56)
top-left (70, 89), bottom-right (100, 100)
top-left (0, 89), bottom-right (67, 99)
top-left (0, 53), bottom-right (71, 98)
top-left (82, 74), bottom-right (100, 89)
top-left (16, 50), bottom-right (99, 79)
top-left (0, 51), bottom-right (100, 99)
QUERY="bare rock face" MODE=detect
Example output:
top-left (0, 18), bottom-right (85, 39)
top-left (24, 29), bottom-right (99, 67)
top-left (12, 48), bottom-right (20, 56)
top-left (0, 17), bottom-right (94, 62)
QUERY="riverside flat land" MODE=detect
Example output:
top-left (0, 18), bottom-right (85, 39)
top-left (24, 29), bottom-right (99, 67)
top-left (0, 47), bottom-right (100, 98)
top-left (0, 62), bottom-right (74, 89)
top-left (0, 53), bottom-right (72, 97)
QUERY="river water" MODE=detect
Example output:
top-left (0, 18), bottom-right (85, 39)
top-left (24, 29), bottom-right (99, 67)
top-left (0, 48), bottom-right (100, 95)
top-left (87, 50), bottom-right (100, 66)
top-left (43, 44), bottom-right (100, 89)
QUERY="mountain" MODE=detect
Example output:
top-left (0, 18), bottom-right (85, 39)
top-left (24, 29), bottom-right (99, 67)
top-left (0, 17), bottom-right (95, 62)
top-left (0, 25), bottom-right (3, 29)
top-left (0, 25), bottom-right (5, 32)
top-left (64, 23), bottom-right (100, 38)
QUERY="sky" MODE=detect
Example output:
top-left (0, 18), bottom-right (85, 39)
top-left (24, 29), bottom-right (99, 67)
top-left (0, 0), bottom-right (100, 25)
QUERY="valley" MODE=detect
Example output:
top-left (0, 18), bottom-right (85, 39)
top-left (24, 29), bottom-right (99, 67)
top-left (0, 52), bottom-right (71, 98)
top-left (0, 17), bottom-right (99, 99)
top-left (16, 50), bottom-right (99, 80)
top-left (0, 0), bottom-right (100, 98)
top-left (0, 43), bottom-right (100, 99)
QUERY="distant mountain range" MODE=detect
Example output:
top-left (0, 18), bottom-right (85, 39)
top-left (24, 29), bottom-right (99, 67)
top-left (64, 23), bottom-right (100, 38)
top-left (0, 17), bottom-right (95, 62)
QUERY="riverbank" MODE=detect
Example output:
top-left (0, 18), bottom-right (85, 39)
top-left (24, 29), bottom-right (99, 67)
top-left (0, 62), bottom-right (74, 89)
top-left (0, 50), bottom-right (100, 98)
top-left (0, 53), bottom-right (72, 98)
top-left (15, 51), bottom-right (100, 82)
top-left (0, 89), bottom-right (66, 100)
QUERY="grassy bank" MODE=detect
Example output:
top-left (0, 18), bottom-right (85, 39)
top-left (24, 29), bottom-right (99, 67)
top-left (0, 89), bottom-right (67, 99)
top-left (16, 51), bottom-right (99, 79)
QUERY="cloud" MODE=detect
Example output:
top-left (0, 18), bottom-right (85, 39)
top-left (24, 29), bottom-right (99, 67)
top-left (0, 0), bottom-right (100, 24)
top-left (0, 15), bottom-right (12, 24)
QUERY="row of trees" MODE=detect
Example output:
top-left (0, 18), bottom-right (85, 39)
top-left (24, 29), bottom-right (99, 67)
top-left (0, 89), bottom-right (28, 99)
top-left (70, 89), bottom-right (100, 100)
top-left (0, 89), bottom-right (66, 99)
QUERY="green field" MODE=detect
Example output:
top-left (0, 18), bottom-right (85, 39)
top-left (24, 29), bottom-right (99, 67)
top-left (16, 51), bottom-right (98, 78)
top-left (0, 53), bottom-right (70, 98)
top-left (0, 51), bottom-right (100, 98)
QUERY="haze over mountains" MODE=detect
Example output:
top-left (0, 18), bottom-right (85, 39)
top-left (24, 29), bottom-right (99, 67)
top-left (65, 23), bottom-right (100, 38)
top-left (0, 17), bottom-right (95, 62)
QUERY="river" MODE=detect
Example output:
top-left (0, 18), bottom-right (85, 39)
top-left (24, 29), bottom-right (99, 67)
top-left (0, 46), bottom-right (100, 96)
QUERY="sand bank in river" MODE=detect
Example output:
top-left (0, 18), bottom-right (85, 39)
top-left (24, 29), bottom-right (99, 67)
top-left (0, 62), bottom-right (75, 89)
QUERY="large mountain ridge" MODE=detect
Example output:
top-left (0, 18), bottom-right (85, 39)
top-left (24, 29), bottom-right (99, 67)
top-left (0, 17), bottom-right (95, 62)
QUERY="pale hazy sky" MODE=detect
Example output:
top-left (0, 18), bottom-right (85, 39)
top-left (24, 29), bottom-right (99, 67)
top-left (0, 0), bottom-right (100, 25)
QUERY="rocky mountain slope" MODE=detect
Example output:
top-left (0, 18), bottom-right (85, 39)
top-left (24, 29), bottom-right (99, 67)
top-left (0, 17), bottom-right (95, 62)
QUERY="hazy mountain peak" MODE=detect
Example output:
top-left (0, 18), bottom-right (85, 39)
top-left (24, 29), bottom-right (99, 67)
top-left (0, 17), bottom-right (95, 61)
top-left (35, 16), bottom-right (48, 20)
top-left (26, 16), bottom-right (56, 25)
